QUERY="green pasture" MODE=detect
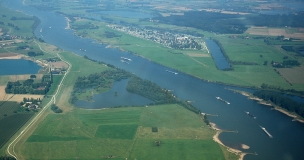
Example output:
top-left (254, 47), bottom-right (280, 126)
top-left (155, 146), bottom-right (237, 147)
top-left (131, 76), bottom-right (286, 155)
top-left (0, 6), bottom-right (35, 37)
top-left (129, 139), bottom-right (224, 160)
top-left (19, 104), bottom-right (228, 160)
top-left (46, 75), bottom-right (63, 95)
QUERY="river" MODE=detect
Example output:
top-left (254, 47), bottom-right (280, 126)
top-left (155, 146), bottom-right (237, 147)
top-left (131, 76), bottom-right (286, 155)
top-left (3, 0), bottom-right (304, 160)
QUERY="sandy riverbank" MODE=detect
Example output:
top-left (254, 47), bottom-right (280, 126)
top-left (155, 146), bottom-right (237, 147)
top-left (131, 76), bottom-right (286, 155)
top-left (232, 89), bottom-right (304, 123)
top-left (210, 122), bottom-right (247, 160)
top-left (65, 17), bottom-right (71, 29)
top-left (0, 53), bottom-right (24, 59)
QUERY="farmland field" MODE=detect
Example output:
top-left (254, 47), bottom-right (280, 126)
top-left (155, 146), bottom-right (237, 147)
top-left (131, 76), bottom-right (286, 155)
top-left (0, 101), bottom-right (20, 119)
top-left (17, 104), bottom-right (229, 160)
top-left (0, 113), bottom-right (33, 149)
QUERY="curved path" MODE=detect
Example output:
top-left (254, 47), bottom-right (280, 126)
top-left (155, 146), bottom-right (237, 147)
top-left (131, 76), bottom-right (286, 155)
top-left (6, 41), bottom-right (72, 159)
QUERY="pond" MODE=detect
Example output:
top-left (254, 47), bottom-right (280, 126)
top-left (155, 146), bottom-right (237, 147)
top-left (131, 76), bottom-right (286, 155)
top-left (0, 59), bottom-right (41, 75)
top-left (74, 79), bottom-right (153, 109)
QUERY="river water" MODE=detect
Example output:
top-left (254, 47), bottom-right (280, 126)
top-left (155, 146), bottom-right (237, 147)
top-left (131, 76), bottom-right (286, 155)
top-left (3, 0), bottom-right (304, 160)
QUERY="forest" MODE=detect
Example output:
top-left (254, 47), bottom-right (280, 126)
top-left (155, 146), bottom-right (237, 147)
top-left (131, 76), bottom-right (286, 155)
top-left (253, 90), bottom-right (304, 117)
top-left (152, 11), bottom-right (304, 34)
top-left (5, 75), bottom-right (52, 95)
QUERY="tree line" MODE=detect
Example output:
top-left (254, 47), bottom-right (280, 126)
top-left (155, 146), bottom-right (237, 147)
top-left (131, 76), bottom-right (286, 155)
top-left (126, 76), bottom-right (201, 114)
top-left (152, 11), bottom-right (304, 34)
top-left (253, 90), bottom-right (304, 117)
top-left (70, 69), bottom-right (132, 103)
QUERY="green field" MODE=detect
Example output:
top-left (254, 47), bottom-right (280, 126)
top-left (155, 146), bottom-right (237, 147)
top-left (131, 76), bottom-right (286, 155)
top-left (17, 104), bottom-right (227, 160)
top-left (0, 5), bottom-right (36, 37)
top-left (0, 113), bottom-right (33, 149)
top-left (47, 75), bottom-right (63, 95)
top-left (0, 101), bottom-right (20, 119)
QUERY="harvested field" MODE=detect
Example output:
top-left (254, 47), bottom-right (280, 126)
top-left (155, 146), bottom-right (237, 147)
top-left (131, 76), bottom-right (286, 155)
top-left (50, 61), bottom-right (68, 69)
top-left (277, 66), bottom-right (304, 84)
top-left (5, 94), bottom-right (44, 102)
top-left (246, 27), bottom-right (304, 39)
top-left (0, 86), bottom-right (44, 102)
top-left (187, 53), bottom-right (210, 57)
top-left (8, 74), bottom-right (44, 81)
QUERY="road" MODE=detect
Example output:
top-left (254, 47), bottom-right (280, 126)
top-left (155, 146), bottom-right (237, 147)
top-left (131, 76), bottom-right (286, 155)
top-left (6, 41), bottom-right (72, 159)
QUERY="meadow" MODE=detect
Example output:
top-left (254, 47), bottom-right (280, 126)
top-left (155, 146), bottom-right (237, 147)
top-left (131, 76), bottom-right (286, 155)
top-left (17, 104), bottom-right (231, 160)
top-left (0, 5), bottom-right (35, 37)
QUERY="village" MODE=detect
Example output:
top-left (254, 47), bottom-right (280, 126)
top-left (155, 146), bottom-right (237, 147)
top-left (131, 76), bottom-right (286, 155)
top-left (107, 24), bottom-right (208, 51)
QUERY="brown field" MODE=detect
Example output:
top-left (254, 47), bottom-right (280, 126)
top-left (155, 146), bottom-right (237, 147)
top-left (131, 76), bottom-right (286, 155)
top-left (187, 53), bottom-right (210, 57)
top-left (277, 66), bottom-right (304, 84)
top-left (50, 61), bottom-right (68, 69)
top-left (160, 12), bottom-right (184, 17)
top-left (0, 85), bottom-right (44, 102)
top-left (246, 27), bottom-right (304, 39)
top-left (8, 74), bottom-right (44, 82)
top-left (202, 9), bottom-right (251, 15)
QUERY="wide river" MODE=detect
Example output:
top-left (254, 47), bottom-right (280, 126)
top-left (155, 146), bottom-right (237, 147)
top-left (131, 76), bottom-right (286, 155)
top-left (3, 0), bottom-right (304, 159)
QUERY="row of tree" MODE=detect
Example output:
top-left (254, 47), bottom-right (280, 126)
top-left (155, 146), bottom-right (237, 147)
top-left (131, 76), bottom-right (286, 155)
top-left (253, 90), bottom-right (304, 117)
top-left (27, 51), bottom-right (44, 57)
top-left (126, 76), bottom-right (200, 114)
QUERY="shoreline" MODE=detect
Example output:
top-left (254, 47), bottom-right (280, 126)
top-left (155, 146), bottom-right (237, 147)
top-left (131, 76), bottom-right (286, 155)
top-left (210, 122), bottom-right (247, 160)
top-left (233, 89), bottom-right (304, 123)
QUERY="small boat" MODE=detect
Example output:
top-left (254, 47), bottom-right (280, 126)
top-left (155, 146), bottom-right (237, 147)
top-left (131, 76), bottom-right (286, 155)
top-left (216, 96), bottom-right (230, 104)
top-left (121, 57), bottom-right (132, 61)
top-left (245, 111), bottom-right (256, 119)
top-left (166, 70), bottom-right (178, 75)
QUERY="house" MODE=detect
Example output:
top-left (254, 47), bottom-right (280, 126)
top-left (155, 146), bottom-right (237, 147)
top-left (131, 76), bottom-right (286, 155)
top-left (28, 104), bottom-right (40, 109)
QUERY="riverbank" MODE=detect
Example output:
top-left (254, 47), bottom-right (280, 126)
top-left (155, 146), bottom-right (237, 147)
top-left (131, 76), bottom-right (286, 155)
top-left (233, 89), bottom-right (304, 123)
top-left (0, 53), bottom-right (24, 59)
top-left (210, 122), bottom-right (247, 160)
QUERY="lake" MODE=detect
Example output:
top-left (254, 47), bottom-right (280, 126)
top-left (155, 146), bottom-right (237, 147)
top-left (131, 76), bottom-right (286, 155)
top-left (3, 0), bottom-right (304, 160)
top-left (74, 79), bottom-right (153, 108)
top-left (0, 59), bottom-right (41, 75)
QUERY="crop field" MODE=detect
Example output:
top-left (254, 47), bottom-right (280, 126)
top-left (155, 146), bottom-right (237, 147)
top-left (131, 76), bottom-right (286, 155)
top-left (0, 101), bottom-right (19, 120)
top-left (17, 104), bottom-right (228, 160)
top-left (277, 65), bottom-right (304, 85)
top-left (246, 27), bottom-right (304, 39)
top-left (0, 113), bottom-right (33, 149)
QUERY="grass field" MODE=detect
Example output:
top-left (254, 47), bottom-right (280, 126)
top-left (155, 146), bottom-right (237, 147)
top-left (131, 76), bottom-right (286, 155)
top-left (0, 5), bottom-right (35, 37)
top-left (47, 75), bottom-right (63, 95)
top-left (16, 104), bottom-right (229, 160)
